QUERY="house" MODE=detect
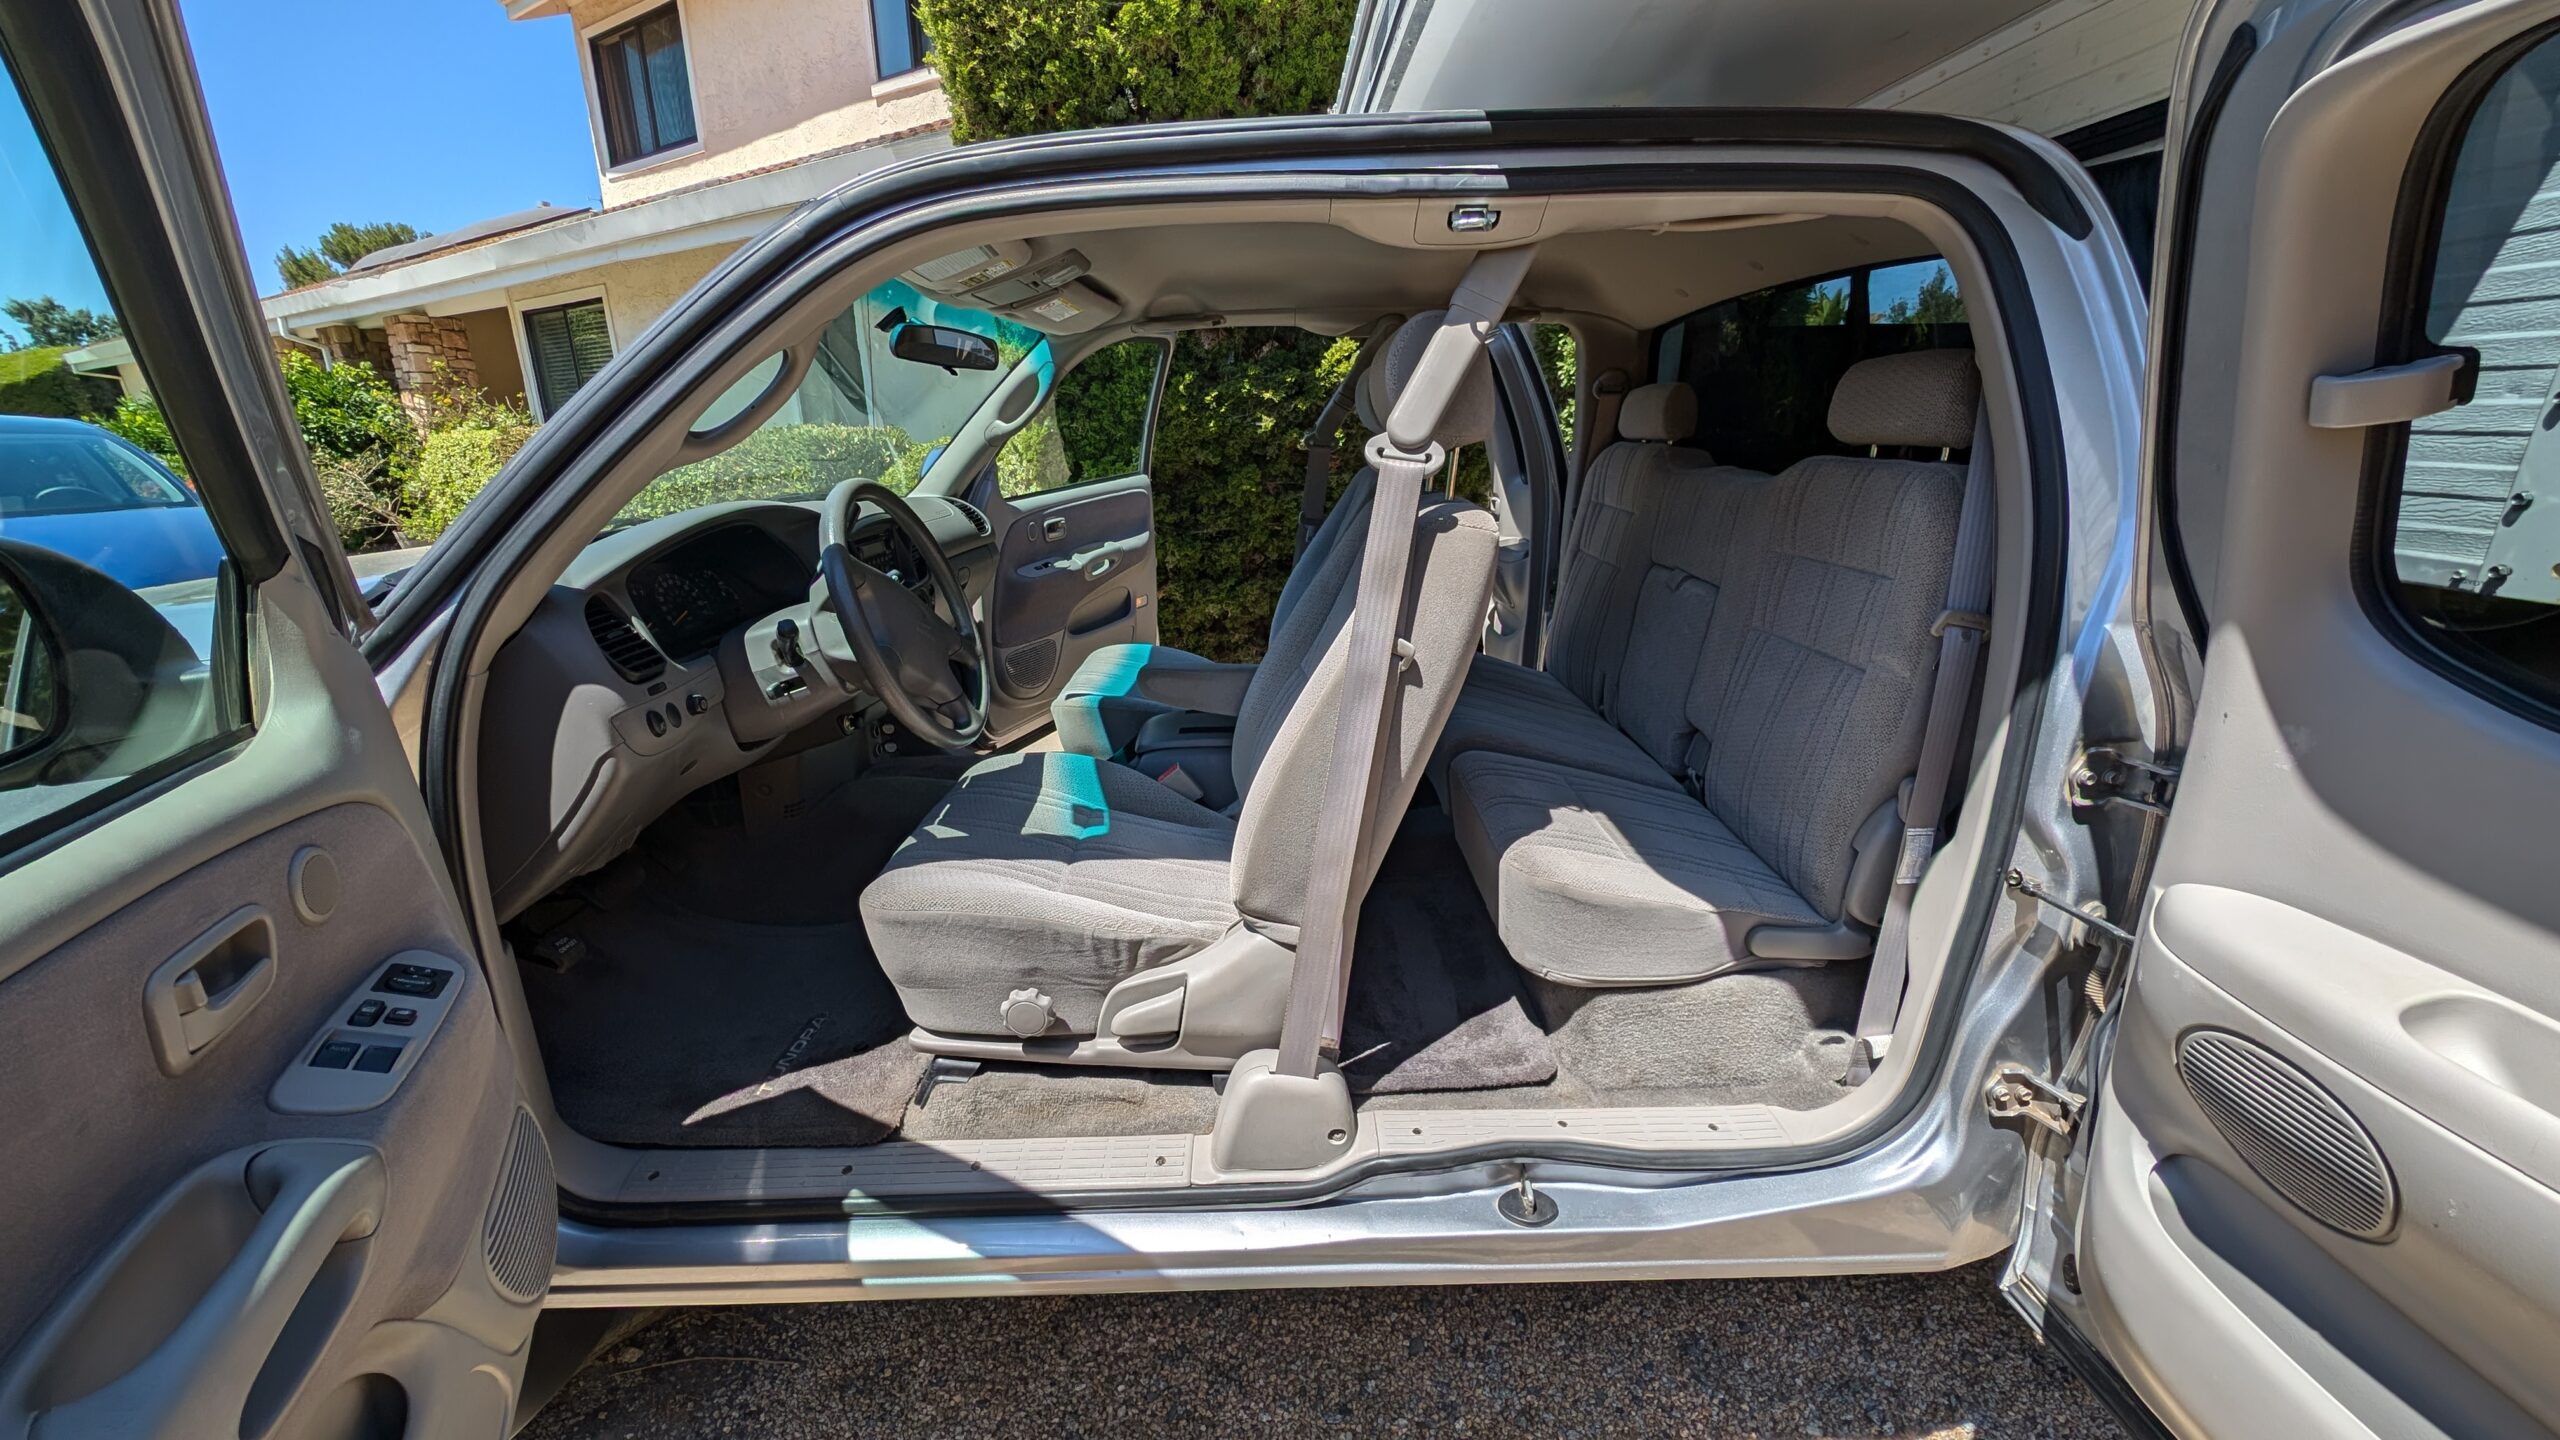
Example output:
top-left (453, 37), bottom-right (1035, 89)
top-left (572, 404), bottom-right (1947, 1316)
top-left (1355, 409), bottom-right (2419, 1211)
top-left (75, 0), bottom-right (953, 427)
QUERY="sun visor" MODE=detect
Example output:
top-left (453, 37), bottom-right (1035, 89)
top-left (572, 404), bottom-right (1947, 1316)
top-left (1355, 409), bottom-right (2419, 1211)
top-left (1003, 279), bottom-right (1118, 334)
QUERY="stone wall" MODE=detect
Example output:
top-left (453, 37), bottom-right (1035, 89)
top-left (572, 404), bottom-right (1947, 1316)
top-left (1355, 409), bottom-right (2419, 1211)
top-left (382, 313), bottom-right (481, 431)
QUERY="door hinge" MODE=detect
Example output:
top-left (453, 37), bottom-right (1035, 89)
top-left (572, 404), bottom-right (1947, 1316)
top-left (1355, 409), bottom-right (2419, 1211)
top-left (1986, 1064), bottom-right (2085, 1139)
top-left (2068, 746), bottom-right (2180, 817)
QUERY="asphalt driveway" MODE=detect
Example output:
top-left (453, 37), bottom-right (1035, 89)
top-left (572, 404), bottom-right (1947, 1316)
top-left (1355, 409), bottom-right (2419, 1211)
top-left (519, 1263), bottom-right (2129, 1439)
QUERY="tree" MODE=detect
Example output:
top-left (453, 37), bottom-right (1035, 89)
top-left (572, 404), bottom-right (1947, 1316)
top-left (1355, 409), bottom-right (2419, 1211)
top-left (1881, 265), bottom-right (1965, 327)
top-left (2, 295), bottom-right (120, 347)
top-left (275, 221), bottom-right (422, 288)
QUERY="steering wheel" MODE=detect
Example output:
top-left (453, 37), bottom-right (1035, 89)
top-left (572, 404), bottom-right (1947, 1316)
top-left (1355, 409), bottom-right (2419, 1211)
top-left (816, 478), bottom-right (989, 749)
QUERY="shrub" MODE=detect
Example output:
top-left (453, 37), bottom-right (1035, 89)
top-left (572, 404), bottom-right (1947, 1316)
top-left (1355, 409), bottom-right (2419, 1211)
top-left (618, 423), bottom-right (935, 525)
top-left (101, 392), bottom-right (184, 472)
top-left (277, 354), bottom-right (418, 549)
top-left (0, 345), bottom-right (119, 420)
top-left (407, 398), bottom-right (537, 544)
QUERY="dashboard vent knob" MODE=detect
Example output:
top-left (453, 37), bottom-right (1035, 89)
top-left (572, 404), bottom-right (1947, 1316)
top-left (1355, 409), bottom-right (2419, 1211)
top-left (583, 596), bottom-right (666, 683)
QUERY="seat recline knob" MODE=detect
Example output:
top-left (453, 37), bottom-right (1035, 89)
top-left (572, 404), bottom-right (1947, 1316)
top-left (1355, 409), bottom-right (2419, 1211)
top-left (1000, 987), bottom-right (1055, 1038)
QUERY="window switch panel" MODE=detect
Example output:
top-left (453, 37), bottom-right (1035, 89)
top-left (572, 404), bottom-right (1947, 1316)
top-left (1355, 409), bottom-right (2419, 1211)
top-left (273, 950), bottom-right (467, 1115)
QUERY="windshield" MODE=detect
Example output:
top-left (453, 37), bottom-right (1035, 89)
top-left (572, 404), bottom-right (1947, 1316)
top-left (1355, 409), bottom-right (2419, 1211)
top-left (0, 427), bottom-right (195, 517)
top-left (612, 278), bottom-right (1051, 528)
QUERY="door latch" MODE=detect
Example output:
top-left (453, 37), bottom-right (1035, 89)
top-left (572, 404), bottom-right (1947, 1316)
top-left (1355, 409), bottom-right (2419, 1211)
top-left (1985, 1064), bottom-right (2084, 1139)
top-left (2068, 746), bottom-right (2179, 817)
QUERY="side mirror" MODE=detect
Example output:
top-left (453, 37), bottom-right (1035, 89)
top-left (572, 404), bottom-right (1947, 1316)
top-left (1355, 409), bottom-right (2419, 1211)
top-left (0, 540), bottom-right (198, 791)
top-left (889, 323), bottom-right (1000, 374)
top-left (0, 565), bottom-right (63, 768)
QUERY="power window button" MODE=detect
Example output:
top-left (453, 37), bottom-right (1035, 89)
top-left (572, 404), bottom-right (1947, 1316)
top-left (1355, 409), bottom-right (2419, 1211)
top-left (310, 1040), bottom-right (360, 1070)
top-left (353, 1044), bottom-right (402, 1074)
top-left (376, 963), bottom-right (451, 999)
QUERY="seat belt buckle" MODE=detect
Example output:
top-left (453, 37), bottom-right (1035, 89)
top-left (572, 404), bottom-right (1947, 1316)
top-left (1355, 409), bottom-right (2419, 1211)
top-left (1895, 827), bottom-right (1936, 886)
top-left (1155, 762), bottom-right (1207, 803)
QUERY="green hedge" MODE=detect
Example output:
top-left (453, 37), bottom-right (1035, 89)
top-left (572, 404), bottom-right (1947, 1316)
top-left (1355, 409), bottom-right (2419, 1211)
top-left (618, 423), bottom-right (935, 525)
top-left (0, 346), bottom-right (119, 421)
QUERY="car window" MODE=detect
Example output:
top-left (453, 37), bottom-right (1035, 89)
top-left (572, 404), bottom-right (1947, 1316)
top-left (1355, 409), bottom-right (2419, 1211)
top-left (1652, 256), bottom-right (1971, 474)
top-left (2377, 32), bottom-right (2560, 722)
top-left (614, 278), bottom-right (1048, 528)
top-left (0, 63), bottom-right (247, 854)
top-left (990, 337), bottom-right (1167, 499)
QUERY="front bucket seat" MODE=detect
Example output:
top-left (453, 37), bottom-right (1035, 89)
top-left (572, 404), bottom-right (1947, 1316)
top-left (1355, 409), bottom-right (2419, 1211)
top-left (859, 314), bottom-right (1499, 1068)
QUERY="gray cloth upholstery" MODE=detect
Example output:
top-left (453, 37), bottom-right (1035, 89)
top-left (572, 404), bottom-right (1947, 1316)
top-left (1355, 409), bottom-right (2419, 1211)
top-left (1429, 437), bottom-right (1764, 791)
top-left (1617, 381), bottom-right (1698, 443)
top-left (1051, 644), bottom-right (1257, 759)
top-left (1449, 750), bottom-right (1827, 985)
top-left (1826, 348), bottom-right (1979, 450)
top-left (869, 366), bottom-right (1500, 1037)
top-left (1363, 307), bottom-right (1497, 449)
top-left (1230, 499), bottom-right (1499, 934)
top-left (862, 752), bottom-right (1238, 1036)
top-left (1440, 350), bottom-right (1976, 986)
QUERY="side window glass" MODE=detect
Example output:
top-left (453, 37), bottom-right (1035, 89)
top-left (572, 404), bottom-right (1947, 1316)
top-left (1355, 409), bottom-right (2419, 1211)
top-left (993, 338), bottom-right (1166, 499)
top-left (1654, 256), bottom-right (1969, 474)
top-left (2384, 35), bottom-right (2560, 716)
top-left (2, 72), bottom-right (248, 852)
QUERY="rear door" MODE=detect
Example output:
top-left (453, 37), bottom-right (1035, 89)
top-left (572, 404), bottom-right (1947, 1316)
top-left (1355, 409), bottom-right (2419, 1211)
top-left (964, 335), bottom-right (1169, 741)
top-left (2053, 0), bottom-right (2560, 1433)
top-left (0, 4), bottom-right (546, 1435)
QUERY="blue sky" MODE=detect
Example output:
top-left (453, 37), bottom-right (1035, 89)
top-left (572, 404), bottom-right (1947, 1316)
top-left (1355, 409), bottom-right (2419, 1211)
top-left (3, 1), bottom-right (602, 344)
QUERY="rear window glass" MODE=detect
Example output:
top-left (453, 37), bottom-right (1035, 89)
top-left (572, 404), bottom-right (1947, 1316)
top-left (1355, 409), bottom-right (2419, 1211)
top-left (1652, 256), bottom-right (1970, 474)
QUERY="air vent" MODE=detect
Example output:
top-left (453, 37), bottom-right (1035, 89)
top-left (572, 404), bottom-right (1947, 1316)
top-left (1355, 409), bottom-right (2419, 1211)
top-left (481, 1107), bottom-right (556, 1304)
top-left (583, 596), bottom-right (665, 683)
top-left (948, 497), bottom-right (992, 537)
top-left (2177, 1028), bottom-right (2397, 1241)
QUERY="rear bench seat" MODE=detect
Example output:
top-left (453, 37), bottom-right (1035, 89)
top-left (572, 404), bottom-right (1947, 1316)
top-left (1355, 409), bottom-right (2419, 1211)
top-left (1439, 350), bottom-right (1980, 986)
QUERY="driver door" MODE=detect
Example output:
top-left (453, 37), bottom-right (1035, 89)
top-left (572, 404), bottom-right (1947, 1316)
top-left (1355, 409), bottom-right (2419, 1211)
top-left (0, 4), bottom-right (548, 1436)
top-left (2037, 0), bottom-right (2560, 1432)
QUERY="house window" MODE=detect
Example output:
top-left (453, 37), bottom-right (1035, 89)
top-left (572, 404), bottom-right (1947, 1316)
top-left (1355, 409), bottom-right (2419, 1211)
top-left (592, 4), bottom-right (696, 167)
top-left (523, 299), bottom-right (614, 415)
top-left (871, 0), bottom-right (929, 80)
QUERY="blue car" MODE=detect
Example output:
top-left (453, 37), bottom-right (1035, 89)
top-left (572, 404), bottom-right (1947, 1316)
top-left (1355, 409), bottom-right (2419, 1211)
top-left (0, 414), bottom-right (223, 591)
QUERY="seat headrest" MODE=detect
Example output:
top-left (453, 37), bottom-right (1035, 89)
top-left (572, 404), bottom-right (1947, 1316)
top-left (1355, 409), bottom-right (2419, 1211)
top-left (1827, 349), bottom-right (1979, 451)
top-left (1618, 382), bottom-right (1696, 443)
top-left (1361, 309), bottom-right (1496, 449)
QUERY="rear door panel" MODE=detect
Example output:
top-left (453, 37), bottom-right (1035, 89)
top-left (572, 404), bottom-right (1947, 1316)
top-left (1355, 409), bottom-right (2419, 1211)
top-left (2068, 0), bottom-right (2560, 1432)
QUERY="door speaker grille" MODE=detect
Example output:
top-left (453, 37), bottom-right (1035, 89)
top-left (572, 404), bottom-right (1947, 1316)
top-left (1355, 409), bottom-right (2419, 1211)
top-left (2176, 1028), bottom-right (2396, 1241)
top-left (482, 1107), bottom-right (557, 1303)
top-left (1001, 637), bottom-right (1059, 693)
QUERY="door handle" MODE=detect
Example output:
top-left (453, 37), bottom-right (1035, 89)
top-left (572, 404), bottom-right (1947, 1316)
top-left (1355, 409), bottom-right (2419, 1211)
top-left (0, 1142), bottom-right (383, 1440)
top-left (1040, 516), bottom-right (1068, 541)
top-left (143, 907), bottom-right (277, 1075)
top-left (2307, 352), bottom-right (2472, 428)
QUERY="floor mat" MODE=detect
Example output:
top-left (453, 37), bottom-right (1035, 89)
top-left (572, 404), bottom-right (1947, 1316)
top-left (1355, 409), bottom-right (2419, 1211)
top-left (1338, 808), bottom-right (1557, 1094)
top-left (519, 766), bottom-right (955, 1149)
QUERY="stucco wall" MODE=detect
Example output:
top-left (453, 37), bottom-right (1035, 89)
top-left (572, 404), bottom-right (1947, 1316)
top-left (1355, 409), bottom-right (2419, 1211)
top-left (504, 241), bottom-right (740, 370)
top-left (567, 0), bottom-right (951, 207)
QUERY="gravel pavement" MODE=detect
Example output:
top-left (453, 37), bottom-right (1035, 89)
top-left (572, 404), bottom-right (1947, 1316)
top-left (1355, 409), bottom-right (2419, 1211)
top-left (520, 1263), bottom-right (2129, 1439)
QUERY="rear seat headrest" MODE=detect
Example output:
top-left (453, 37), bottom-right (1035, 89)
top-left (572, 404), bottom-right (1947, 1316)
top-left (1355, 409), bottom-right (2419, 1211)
top-left (1828, 349), bottom-right (1979, 451)
top-left (1617, 382), bottom-right (1696, 443)
top-left (1362, 308), bottom-right (1496, 449)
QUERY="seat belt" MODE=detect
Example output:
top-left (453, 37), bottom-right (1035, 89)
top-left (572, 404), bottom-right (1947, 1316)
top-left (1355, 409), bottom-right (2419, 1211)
top-left (1275, 251), bottom-right (1535, 1078)
top-left (1296, 321), bottom-right (1396, 557)
top-left (1849, 403), bottom-right (1997, 1081)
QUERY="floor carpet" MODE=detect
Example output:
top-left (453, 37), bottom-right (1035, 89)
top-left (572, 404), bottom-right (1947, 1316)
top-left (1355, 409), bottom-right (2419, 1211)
top-left (1338, 808), bottom-right (1557, 1094)
top-left (518, 764), bottom-right (957, 1149)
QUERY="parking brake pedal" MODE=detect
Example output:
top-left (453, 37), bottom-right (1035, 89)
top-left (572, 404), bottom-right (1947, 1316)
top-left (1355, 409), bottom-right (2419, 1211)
top-left (913, 1055), bottom-right (982, 1107)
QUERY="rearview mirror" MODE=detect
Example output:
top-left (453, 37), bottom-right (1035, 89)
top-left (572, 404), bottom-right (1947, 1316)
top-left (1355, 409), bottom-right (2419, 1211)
top-left (889, 323), bottom-right (1000, 373)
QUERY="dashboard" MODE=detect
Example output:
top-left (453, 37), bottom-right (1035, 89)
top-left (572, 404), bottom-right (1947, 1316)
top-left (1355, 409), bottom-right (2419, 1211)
top-left (475, 495), bottom-right (996, 922)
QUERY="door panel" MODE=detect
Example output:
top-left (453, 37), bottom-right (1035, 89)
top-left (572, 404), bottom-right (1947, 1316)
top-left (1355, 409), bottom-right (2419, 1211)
top-left (2069, 0), bottom-right (2560, 1432)
top-left (0, 3), bottom-right (544, 1434)
top-left (980, 475), bottom-right (1160, 739)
